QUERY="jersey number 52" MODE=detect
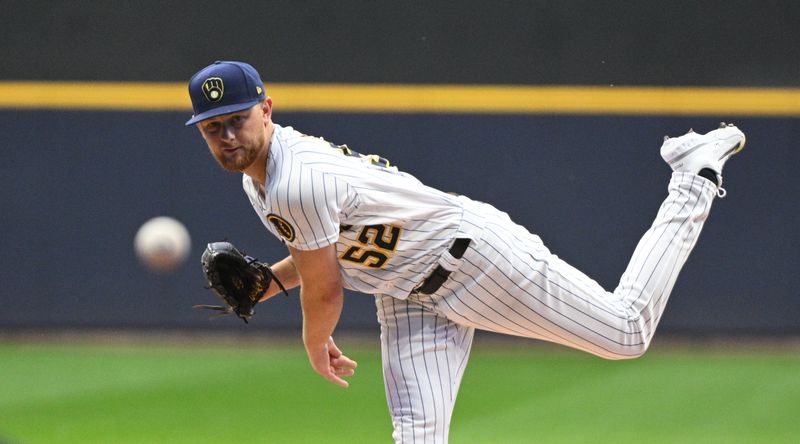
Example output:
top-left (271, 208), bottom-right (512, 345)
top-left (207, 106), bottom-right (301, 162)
top-left (340, 225), bottom-right (401, 268)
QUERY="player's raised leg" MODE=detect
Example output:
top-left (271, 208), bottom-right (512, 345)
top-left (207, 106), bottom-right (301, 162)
top-left (426, 125), bottom-right (744, 359)
top-left (375, 294), bottom-right (475, 444)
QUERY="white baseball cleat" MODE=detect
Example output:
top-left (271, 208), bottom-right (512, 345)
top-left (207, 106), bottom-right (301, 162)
top-left (660, 123), bottom-right (746, 197)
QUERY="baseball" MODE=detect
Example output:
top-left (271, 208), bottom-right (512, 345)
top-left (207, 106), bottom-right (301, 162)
top-left (134, 216), bottom-right (191, 273)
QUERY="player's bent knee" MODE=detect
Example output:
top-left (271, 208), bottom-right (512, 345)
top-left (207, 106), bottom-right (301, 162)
top-left (595, 331), bottom-right (653, 360)
top-left (602, 344), bottom-right (648, 360)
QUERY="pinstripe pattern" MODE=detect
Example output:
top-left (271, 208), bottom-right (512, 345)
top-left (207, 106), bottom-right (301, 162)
top-left (376, 172), bottom-right (716, 442)
top-left (377, 294), bottom-right (474, 444)
top-left (243, 124), bottom-right (464, 299)
top-left (243, 124), bottom-right (719, 443)
top-left (419, 172), bottom-right (715, 359)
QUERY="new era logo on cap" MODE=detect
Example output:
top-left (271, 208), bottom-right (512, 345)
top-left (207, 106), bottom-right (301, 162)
top-left (185, 61), bottom-right (266, 126)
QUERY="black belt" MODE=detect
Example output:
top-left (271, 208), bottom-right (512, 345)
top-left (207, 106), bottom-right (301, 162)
top-left (415, 238), bottom-right (471, 295)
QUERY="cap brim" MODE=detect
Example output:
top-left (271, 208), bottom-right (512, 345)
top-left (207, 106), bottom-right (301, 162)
top-left (184, 99), bottom-right (262, 126)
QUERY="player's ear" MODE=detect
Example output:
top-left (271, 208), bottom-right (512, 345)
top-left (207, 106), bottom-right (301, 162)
top-left (261, 97), bottom-right (273, 122)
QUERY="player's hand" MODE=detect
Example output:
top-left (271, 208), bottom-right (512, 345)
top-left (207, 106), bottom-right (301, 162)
top-left (306, 336), bottom-right (358, 388)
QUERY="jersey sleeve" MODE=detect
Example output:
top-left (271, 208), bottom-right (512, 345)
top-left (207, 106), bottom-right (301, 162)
top-left (268, 161), bottom-right (347, 251)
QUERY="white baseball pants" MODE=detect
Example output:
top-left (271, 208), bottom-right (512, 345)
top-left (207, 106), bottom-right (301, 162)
top-left (375, 172), bottom-right (717, 443)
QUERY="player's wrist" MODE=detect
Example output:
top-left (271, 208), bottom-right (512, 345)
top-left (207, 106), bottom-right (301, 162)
top-left (258, 281), bottom-right (285, 302)
top-left (302, 333), bottom-right (328, 350)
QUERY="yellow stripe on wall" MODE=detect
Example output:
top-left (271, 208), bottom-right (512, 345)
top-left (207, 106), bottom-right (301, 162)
top-left (1, 81), bottom-right (799, 116)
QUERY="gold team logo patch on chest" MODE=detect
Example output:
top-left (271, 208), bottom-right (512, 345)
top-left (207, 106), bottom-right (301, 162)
top-left (267, 214), bottom-right (295, 242)
top-left (201, 77), bottom-right (224, 102)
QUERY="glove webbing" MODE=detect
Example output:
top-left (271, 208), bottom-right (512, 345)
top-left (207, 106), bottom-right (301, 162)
top-left (193, 255), bottom-right (290, 323)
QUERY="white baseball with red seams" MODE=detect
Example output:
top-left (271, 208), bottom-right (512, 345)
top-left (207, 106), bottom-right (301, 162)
top-left (243, 123), bottom-right (744, 443)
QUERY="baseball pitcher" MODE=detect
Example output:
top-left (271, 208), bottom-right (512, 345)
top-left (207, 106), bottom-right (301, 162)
top-left (188, 61), bottom-right (745, 443)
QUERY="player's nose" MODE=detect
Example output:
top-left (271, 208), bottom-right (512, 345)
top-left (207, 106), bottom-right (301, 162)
top-left (220, 124), bottom-right (236, 141)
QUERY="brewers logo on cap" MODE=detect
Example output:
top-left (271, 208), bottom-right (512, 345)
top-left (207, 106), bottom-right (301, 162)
top-left (202, 77), bottom-right (224, 102)
top-left (267, 214), bottom-right (295, 242)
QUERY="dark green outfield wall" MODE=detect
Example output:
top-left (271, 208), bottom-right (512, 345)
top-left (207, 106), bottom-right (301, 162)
top-left (3, 0), bottom-right (799, 86)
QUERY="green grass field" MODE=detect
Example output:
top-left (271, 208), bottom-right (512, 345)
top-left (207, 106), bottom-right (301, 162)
top-left (1, 335), bottom-right (798, 443)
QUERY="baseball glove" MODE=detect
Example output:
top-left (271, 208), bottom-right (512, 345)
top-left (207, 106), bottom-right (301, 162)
top-left (194, 241), bottom-right (288, 323)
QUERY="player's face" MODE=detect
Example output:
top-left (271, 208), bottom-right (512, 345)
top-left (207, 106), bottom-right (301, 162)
top-left (197, 101), bottom-right (271, 173)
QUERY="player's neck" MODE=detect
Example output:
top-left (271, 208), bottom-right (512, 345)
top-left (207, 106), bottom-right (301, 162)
top-left (242, 125), bottom-right (273, 186)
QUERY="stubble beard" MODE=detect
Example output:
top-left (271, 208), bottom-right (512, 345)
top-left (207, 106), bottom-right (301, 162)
top-left (216, 145), bottom-right (260, 172)
top-left (214, 127), bottom-right (266, 173)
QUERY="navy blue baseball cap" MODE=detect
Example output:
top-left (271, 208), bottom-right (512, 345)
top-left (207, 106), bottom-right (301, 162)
top-left (185, 61), bottom-right (266, 126)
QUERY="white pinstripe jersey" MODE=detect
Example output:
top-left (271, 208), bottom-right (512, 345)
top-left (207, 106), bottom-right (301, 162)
top-left (243, 124), bottom-right (479, 299)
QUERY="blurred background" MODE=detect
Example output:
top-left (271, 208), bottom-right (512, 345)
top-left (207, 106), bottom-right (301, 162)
top-left (1, 0), bottom-right (797, 335)
top-left (1, 1), bottom-right (799, 442)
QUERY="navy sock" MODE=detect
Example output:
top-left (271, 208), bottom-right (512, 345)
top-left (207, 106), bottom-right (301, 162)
top-left (698, 168), bottom-right (719, 186)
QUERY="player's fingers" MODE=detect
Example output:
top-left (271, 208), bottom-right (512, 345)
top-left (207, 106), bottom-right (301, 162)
top-left (333, 366), bottom-right (355, 377)
top-left (331, 355), bottom-right (358, 369)
top-left (327, 336), bottom-right (342, 357)
top-left (323, 370), bottom-right (350, 388)
top-left (310, 361), bottom-right (348, 387)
